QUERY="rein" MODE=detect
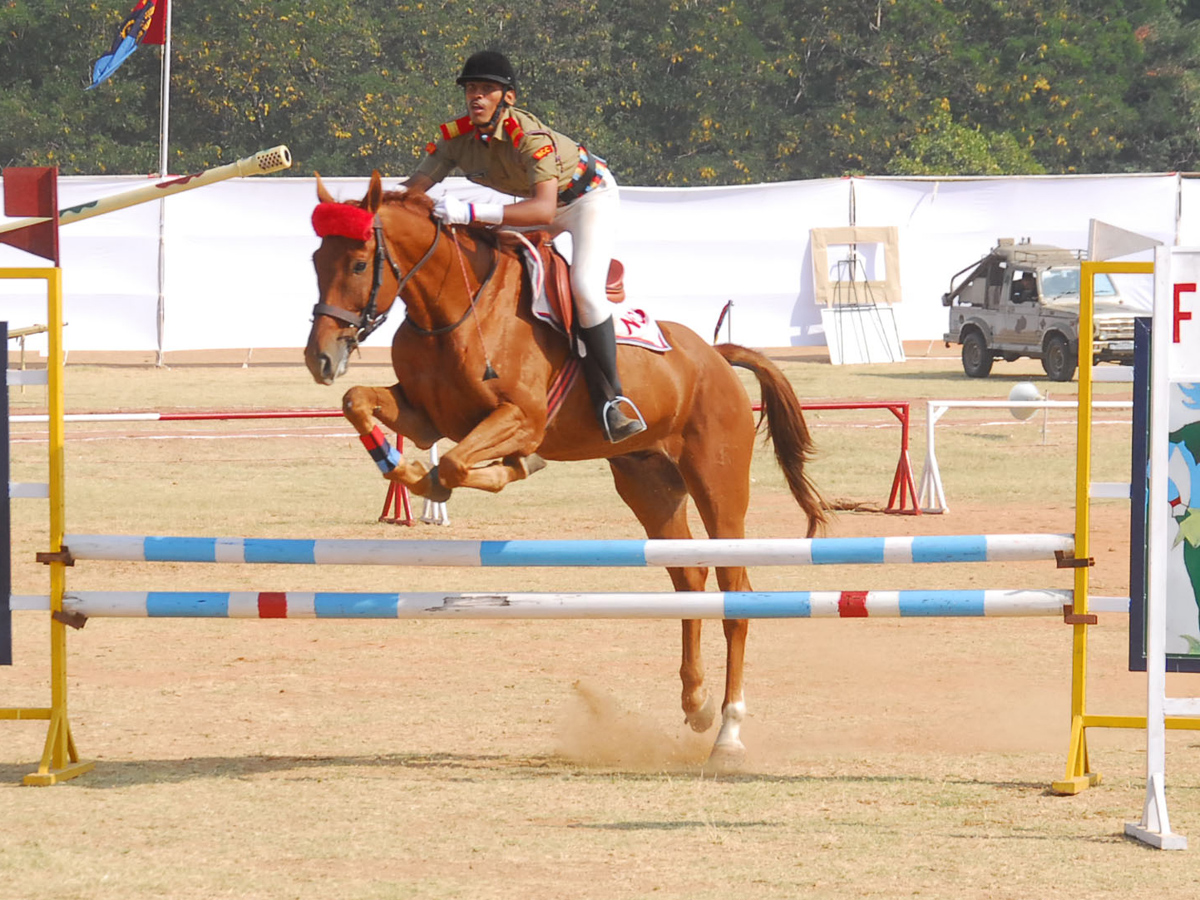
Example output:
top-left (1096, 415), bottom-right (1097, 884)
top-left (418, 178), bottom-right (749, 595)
top-left (403, 228), bottom-right (500, 338)
top-left (311, 214), bottom-right (441, 345)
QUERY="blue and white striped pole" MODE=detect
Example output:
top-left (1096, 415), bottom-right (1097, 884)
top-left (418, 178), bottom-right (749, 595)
top-left (63, 533), bottom-right (1075, 568)
top-left (57, 588), bottom-right (1075, 620)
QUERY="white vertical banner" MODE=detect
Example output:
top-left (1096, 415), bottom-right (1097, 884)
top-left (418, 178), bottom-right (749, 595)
top-left (1127, 246), bottom-right (1200, 850)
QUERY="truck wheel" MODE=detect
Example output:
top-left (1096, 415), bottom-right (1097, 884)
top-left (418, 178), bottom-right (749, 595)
top-left (961, 331), bottom-right (994, 377)
top-left (1042, 334), bottom-right (1076, 382)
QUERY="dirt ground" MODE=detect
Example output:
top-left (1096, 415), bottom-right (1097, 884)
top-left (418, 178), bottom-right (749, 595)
top-left (3, 360), bottom-right (1199, 899)
top-left (5, 497), bottom-right (1197, 900)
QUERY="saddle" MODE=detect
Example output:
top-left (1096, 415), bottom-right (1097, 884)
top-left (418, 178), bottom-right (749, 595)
top-left (497, 230), bottom-right (625, 337)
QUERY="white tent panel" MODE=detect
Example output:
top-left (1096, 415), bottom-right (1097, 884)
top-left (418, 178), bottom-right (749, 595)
top-left (853, 175), bottom-right (1178, 343)
top-left (1, 175), bottom-right (160, 352)
top-left (1, 172), bottom-right (1194, 353)
top-left (162, 178), bottom-right (325, 351)
top-left (1179, 176), bottom-right (1200, 246)
top-left (617, 179), bottom-right (850, 346)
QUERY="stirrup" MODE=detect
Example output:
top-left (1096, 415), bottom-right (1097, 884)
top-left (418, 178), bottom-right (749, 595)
top-left (600, 396), bottom-right (647, 443)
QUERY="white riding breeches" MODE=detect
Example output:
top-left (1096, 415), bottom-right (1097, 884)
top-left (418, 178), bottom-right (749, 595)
top-left (547, 168), bottom-right (619, 330)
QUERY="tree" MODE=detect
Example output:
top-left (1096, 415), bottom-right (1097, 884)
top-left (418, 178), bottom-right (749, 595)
top-left (0, 0), bottom-right (1193, 182)
top-left (886, 106), bottom-right (1045, 175)
top-left (1118, 11), bottom-right (1200, 171)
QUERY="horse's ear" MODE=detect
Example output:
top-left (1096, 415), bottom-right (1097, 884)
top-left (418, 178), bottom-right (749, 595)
top-left (314, 171), bottom-right (335, 205)
top-left (365, 170), bottom-right (383, 213)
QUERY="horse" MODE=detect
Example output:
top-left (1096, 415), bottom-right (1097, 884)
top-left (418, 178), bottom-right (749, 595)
top-left (305, 171), bottom-right (826, 765)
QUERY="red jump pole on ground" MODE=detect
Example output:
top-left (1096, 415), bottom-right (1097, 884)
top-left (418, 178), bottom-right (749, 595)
top-left (752, 399), bottom-right (920, 514)
top-left (379, 433), bottom-right (416, 526)
top-left (881, 402), bottom-right (920, 516)
top-left (801, 401), bottom-right (919, 515)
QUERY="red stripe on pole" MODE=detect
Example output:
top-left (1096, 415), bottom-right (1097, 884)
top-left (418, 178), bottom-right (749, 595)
top-left (838, 591), bottom-right (869, 617)
top-left (258, 592), bottom-right (287, 618)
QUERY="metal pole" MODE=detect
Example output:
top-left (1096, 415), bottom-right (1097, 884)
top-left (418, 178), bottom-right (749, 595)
top-left (155, 0), bottom-right (173, 366)
top-left (22, 268), bottom-right (93, 785)
top-left (0, 147), bottom-right (292, 237)
top-left (1, 320), bottom-right (10, 667)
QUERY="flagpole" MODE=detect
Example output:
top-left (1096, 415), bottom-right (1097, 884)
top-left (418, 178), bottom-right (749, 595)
top-left (155, 0), bottom-right (172, 366)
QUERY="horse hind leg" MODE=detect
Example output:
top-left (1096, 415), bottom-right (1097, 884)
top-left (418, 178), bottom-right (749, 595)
top-left (678, 428), bottom-right (756, 766)
top-left (607, 452), bottom-right (717, 736)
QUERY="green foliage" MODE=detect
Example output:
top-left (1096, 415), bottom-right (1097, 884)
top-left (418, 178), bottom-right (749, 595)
top-left (0, 0), bottom-right (1196, 182)
top-left (886, 108), bottom-right (1046, 176)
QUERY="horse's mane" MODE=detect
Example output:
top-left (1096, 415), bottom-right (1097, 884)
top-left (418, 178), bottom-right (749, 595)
top-left (374, 190), bottom-right (511, 253)
top-left (381, 190), bottom-right (432, 215)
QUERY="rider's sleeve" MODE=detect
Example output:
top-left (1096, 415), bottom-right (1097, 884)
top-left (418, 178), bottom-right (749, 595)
top-left (414, 141), bottom-right (455, 184)
top-left (417, 116), bottom-right (475, 183)
top-left (522, 131), bottom-right (561, 185)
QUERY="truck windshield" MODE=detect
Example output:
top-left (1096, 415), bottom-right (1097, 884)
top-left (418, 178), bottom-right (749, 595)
top-left (1040, 267), bottom-right (1117, 299)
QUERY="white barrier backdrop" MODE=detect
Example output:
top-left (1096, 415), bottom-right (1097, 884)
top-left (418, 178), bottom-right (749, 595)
top-left (0, 172), bottom-right (1190, 355)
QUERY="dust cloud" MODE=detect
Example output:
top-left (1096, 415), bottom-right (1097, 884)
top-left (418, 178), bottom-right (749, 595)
top-left (553, 679), bottom-right (713, 772)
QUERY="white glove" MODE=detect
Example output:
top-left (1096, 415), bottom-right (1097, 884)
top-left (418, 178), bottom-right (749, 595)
top-left (433, 195), bottom-right (472, 225)
top-left (432, 195), bottom-right (504, 226)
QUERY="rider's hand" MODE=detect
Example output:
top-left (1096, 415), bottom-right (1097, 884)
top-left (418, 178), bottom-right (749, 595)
top-left (433, 195), bottom-right (505, 226)
top-left (433, 195), bottom-right (473, 225)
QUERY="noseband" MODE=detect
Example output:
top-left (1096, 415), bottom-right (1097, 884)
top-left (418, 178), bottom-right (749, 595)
top-left (312, 215), bottom-right (441, 346)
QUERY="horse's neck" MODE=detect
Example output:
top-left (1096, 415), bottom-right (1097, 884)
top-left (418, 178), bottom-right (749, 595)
top-left (398, 224), bottom-right (526, 333)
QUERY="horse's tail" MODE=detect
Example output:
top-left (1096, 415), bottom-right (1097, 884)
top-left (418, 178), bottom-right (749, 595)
top-left (715, 343), bottom-right (828, 537)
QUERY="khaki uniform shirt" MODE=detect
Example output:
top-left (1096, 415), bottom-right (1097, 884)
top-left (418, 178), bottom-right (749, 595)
top-left (415, 106), bottom-right (582, 197)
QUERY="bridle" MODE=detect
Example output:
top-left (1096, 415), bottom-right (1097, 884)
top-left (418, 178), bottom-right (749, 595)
top-left (311, 214), bottom-right (441, 346)
top-left (312, 207), bottom-right (502, 378)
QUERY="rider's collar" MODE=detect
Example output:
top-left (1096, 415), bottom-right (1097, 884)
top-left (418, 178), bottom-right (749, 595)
top-left (475, 106), bottom-right (522, 145)
top-left (482, 100), bottom-right (507, 136)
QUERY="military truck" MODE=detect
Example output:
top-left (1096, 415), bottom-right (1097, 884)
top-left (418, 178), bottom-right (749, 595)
top-left (942, 238), bottom-right (1137, 381)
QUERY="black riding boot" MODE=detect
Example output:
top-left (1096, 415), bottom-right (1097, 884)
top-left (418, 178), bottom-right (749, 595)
top-left (578, 317), bottom-right (646, 443)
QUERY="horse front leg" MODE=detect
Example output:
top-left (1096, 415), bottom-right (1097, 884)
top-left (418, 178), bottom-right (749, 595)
top-left (451, 454), bottom-right (547, 493)
top-left (433, 402), bottom-right (544, 497)
top-left (710, 565), bottom-right (752, 766)
top-left (342, 384), bottom-right (446, 496)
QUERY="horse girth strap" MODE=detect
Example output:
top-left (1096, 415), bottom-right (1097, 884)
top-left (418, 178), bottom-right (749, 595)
top-left (311, 215), bottom-right (441, 344)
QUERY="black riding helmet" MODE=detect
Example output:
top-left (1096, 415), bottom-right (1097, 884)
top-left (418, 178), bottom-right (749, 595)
top-left (456, 50), bottom-right (516, 91)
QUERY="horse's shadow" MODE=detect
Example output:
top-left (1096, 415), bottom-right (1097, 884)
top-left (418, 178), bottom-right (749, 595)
top-left (0, 752), bottom-right (1058, 795)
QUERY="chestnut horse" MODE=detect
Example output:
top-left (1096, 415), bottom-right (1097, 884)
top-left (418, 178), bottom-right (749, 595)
top-left (305, 171), bottom-right (825, 764)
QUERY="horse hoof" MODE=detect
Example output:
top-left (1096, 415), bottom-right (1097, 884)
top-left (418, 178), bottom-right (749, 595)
top-left (684, 691), bottom-right (717, 733)
top-left (424, 466), bottom-right (453, 503)
top-left (523, 454), bottom-right (547, 477)
top-left (703, 740), bottom-right (747, 774)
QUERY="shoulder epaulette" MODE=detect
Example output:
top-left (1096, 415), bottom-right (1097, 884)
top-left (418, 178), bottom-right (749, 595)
top-left (425, 115), bottom-right (475, 154)
top-left (503, 115), bottom-right (524, 145)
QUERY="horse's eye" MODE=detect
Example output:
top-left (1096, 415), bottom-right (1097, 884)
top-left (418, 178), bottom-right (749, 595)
top-left (353, 260), bottom-right (368, 274)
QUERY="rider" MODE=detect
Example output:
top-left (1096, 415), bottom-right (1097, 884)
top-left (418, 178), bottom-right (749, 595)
top-left (403, 49), bottom-right (646, 443)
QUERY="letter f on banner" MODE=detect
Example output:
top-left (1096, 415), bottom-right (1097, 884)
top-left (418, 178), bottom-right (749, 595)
top-left (1175, 283), bottom-right (1195, 344)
